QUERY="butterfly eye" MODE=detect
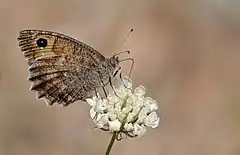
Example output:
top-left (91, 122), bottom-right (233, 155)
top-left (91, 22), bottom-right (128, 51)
top-left (36, 38), bottom-right (48, 48)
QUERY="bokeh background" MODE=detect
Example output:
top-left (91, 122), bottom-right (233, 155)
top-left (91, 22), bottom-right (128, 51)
top-left (0, 0), bottom-right (240, 155)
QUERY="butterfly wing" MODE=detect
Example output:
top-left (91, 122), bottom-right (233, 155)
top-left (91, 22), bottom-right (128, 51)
top-left (18, 29), bottom-right (106, 106)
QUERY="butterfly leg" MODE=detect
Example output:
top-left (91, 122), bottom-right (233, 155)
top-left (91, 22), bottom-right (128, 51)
top-left (113, 66), bottom-right (129, 88)
top-left (119, 71), bottom-right (131, 90)
top-left (108, 75), bottom-right (122, 98)
top-left (113, 66), bottom-right (121, 78)
top-left (94, 87), bottom-right (99, 98)
top-left (102, 87), bottom-right (108, 98)
top-left (100, 78), bottom-right (108, 98)
top-left (117, 58), bottom-right (134, 89)
top-left (118, 57), bottom-right (134, 78)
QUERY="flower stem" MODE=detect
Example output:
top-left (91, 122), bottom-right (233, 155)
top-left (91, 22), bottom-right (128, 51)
top-left (105, 132), bottom-right (117, 155)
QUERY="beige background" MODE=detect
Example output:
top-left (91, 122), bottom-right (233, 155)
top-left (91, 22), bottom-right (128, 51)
top-left (0, 0), bottom-right (240, 155)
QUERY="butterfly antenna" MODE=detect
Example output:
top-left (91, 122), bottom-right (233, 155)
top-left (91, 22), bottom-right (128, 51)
top-left (113, 28), bottom-right (133, 56)
top-left (113, 29), bottom-right (135, 80)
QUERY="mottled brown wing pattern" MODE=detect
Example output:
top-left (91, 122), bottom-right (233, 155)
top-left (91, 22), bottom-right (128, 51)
top-left (18, 30), bottom-right (108, 106)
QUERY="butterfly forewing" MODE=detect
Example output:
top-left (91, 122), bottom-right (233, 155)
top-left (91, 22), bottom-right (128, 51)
top-left (17, 30), bottom-right (114, 106)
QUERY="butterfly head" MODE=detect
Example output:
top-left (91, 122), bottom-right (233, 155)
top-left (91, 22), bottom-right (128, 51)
top-left (109, 55), bottom-right (119, 68)
top-left (106, 55), bottom-right (120, 76)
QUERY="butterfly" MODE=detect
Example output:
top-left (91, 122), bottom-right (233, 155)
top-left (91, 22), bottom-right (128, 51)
top-left (17, 29), bottom-right (126, 106)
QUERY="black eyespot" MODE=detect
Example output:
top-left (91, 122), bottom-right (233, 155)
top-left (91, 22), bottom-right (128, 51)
top-left (36, 38), bottom-right (48, 47)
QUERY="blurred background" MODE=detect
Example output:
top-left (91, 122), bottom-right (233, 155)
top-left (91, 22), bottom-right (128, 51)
top-left (0, 0), bottom-right (240, 155)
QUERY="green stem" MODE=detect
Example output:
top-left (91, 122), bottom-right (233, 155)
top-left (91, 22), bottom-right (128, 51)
top-left (105, 132), bottom-right (117, 155)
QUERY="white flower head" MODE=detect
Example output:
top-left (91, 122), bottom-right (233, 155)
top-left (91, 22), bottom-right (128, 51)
top-left (86, 76), bottom-right (160, 139)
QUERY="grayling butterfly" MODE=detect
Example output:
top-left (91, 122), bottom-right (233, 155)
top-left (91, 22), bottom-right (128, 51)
top-left (17, 29), bottom-right (133, 106)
